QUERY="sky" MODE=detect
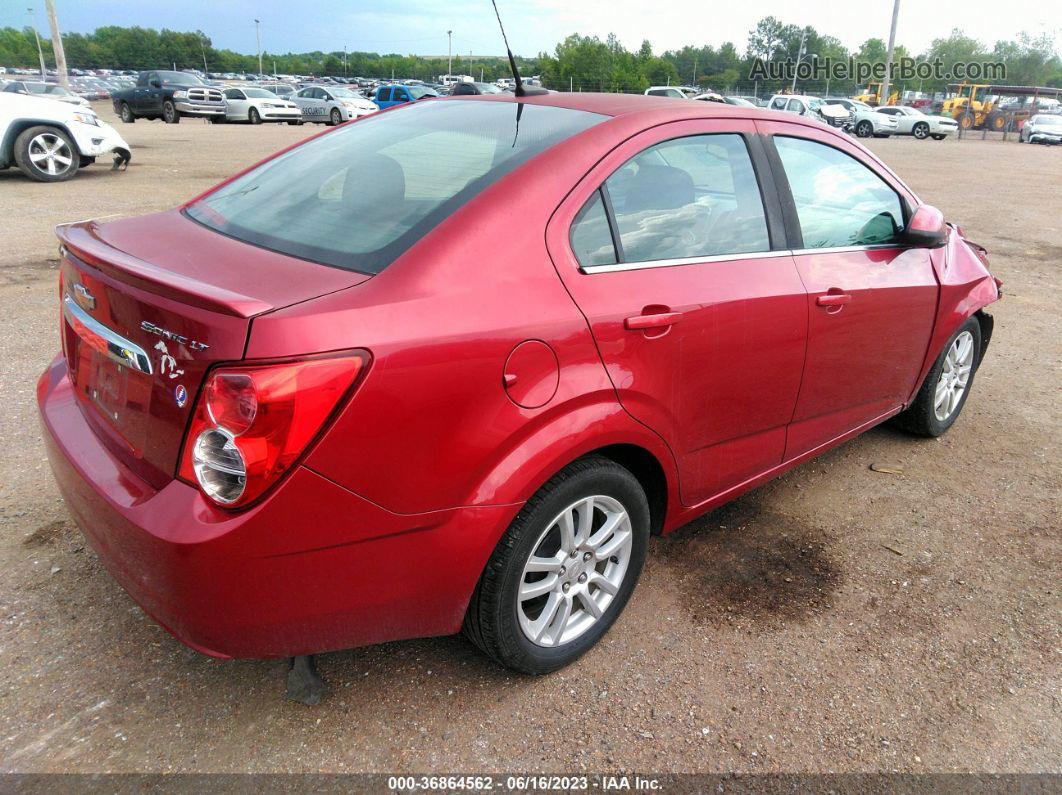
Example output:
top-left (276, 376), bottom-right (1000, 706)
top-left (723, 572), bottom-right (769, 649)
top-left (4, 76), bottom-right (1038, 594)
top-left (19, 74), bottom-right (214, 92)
top-left (4, 0), bottom-right (1060, 58)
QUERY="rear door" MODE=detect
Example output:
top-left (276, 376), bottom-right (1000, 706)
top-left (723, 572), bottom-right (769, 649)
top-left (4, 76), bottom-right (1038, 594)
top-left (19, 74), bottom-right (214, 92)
top-left (757, 120), bottom-right (938, 458)
top-left (547, 119), bottom-right (807, 506)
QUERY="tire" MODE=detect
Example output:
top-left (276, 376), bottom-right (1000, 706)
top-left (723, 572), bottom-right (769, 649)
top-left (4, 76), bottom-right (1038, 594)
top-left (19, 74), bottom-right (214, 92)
top-left (856, 120), bottom-right (873, 138)
top-left (986, 112), bottom-right (1005, 132)
top-left (913, 122), bottom-right (930, 140)
top-left (329, 108), bottom-right (342, 126)
top-left (162, 100), bottom-right (180, 124)
top-left (248, 107), bottom-right (261, 125)
top-left (894, 317), bottom-right (982, 437)
top-left (210, 115), bottom-right (227, 124)
top-left (13, 125), bottom-right (79, 182)
top-left (931, 134), bottom-right (947, 140)
top-left (463, 456), bottom-right (650, 674)
top-left (119, 102), bottom-right (135, 123)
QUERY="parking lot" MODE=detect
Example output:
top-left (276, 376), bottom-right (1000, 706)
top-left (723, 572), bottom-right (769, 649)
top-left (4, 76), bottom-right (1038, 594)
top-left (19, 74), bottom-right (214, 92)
top-left (1, 104), bottom-right (1058, 774)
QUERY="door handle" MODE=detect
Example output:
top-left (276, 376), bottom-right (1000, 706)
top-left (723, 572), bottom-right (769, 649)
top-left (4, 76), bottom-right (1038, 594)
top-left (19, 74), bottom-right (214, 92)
top-left (624, 311), bottom-right (683, 330)
top-left (816, 293), bottom-right (852, 307)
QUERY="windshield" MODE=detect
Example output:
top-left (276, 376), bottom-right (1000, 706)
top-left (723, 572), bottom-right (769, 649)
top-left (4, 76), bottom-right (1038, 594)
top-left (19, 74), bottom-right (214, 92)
top-left (26, 83), bottom-right (48, 94)
top-left (474, 83), bottom-right (502, 94)
top-left (1033, 115), bottom-right (1062, 126)
top-left (44, 85), bottom-right (71, 96)
top-left (807, 98), bottom-right (825, 110)
top-left (243, 88), bottom-right (277, 98)
top-left (409, 85), bottom-right (439, 99)
top-left (157, 71), bottom-right (204, 86)
top-left (330, 88), bottom-right (360, 99)
top-left (186, 101), bottom-right (606, 274)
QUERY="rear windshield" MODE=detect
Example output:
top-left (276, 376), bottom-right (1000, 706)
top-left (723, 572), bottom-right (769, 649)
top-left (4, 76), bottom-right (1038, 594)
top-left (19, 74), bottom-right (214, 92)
top-left (186, 100), bottom-right (606, 274)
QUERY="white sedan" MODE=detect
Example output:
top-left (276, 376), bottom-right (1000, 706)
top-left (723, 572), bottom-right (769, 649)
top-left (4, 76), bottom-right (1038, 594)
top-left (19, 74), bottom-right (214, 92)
top-left (873, 106), bottom-right (958, 140)
top-left (220, 87), bottom-right (302, 125)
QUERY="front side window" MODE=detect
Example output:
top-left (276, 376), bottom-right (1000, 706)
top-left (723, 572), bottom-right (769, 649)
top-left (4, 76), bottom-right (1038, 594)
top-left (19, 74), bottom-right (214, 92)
top-left (186, 101), bottom-right (605, 274)
top-left (775, 136), bottom-right (905, 248)
top-left (377, 87), bottom-right (392, 101)
top-left (591, 134), bottom-right (769, 264)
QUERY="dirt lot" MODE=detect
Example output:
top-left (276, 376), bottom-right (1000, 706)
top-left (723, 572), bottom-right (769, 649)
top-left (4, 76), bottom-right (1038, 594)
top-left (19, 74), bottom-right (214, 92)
top-left (0, 104), bottom-right (1058, 775)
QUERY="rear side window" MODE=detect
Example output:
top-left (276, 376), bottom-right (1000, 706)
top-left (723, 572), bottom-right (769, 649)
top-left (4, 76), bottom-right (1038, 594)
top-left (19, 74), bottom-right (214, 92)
top-left (377, 87), bottom-right (392, 101)
top-left (598, 134), bottom-right (769, 263)
top-left (570, 191), bottom-right (617, 267)
top-left (774, 136), bottom-right (905, 248)
top-left (186, 101), bottom-right (606, 274)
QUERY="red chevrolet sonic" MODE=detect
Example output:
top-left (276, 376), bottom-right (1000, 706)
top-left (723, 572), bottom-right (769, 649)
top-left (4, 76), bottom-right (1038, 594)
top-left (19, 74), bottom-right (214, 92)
top-left (38, 93), bottom-right (999, 674)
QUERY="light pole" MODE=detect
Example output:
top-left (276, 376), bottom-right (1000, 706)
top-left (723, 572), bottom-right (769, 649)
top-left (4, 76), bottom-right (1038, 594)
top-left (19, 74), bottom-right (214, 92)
top-left (343, 45), bottom-right (347, 76)
top-left (254, 18), bottom-right (263, 77)
top-left (881, 0), bottom-right (901, 105)
top-left (447, 30), bottom-right (452, 79)
top-left (27, 7), bottom-right (47, 79)
top-left (790, 28), bottom-right (808, 93)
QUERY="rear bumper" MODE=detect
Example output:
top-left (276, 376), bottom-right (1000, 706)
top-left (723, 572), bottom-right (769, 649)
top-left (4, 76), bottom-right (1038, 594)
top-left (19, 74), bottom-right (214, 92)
top-left (37, 356), bottom-right (513, 659)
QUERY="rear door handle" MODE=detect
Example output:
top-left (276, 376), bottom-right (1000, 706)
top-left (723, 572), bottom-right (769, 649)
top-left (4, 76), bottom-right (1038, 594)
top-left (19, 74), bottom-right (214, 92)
top-left (816, 293), bottom-right (852, 307)
top-left (624, 311), bottom-right (683, 330)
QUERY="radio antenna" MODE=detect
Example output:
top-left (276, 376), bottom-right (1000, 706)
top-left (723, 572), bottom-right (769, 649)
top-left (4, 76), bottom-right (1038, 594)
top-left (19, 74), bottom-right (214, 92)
top-left (491, 0), bottom-right (526, 97)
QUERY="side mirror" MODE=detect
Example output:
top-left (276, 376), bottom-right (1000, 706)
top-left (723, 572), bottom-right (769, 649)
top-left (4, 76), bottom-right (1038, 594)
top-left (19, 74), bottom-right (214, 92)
top-left (906, 204), bottom-right (947, 247)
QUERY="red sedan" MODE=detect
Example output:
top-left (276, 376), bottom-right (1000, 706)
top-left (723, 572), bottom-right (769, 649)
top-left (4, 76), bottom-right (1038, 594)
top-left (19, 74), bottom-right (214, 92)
top-left (38, 93), bottom-right (999, 675)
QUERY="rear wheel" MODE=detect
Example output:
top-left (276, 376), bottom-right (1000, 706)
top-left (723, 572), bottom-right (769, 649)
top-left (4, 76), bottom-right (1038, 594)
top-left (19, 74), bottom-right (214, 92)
top-left (894, 317), bottom-right (981, 437)
top-left (119, 102), bottom-right (135, 123)
top-left (913, 122), bottom-right (930, 139)
top-left (986, 112), bottom-right (1006, 132)
top-left (162, 100), bottom-right (180, 124)
top-left (329, 108), bottom-right (342, 126)
top-left (248, 107), bottom-right (262, 125)
top-left (463, 456), bottom-right (649, 673)
top-left (931, 134), bottom-right (947, 140)
top-left (13, 125), bottom-right (79, 182)
top-left (856, 120), bottom-right (873, 138)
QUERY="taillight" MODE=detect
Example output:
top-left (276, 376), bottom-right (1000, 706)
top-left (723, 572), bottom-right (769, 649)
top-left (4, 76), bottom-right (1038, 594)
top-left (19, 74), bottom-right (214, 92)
top-left (179, 350), bottom-right (369, 508)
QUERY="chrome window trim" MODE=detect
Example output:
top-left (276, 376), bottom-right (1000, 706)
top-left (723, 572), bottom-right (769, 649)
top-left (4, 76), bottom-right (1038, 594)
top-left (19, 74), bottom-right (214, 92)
top-left (62, 294), bottom-right (153, 375)
top-left (579, 243), bottom-right (907, 274)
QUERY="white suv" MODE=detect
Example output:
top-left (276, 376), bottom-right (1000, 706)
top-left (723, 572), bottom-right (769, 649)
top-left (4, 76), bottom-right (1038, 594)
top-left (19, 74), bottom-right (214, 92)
top-left (0, 92), bottom-right (130, 181)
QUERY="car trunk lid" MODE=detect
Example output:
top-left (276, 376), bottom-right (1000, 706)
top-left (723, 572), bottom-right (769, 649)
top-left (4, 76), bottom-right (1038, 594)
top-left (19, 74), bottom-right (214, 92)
top-left (56, 210), bottom-right (368, 489)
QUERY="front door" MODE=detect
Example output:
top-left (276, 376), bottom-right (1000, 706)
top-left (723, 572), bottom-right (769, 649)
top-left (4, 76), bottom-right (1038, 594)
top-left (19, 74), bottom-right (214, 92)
top-left (758, 122), bottom-right (938, 458)
top-left (547, 119), bottom-right (807, 506)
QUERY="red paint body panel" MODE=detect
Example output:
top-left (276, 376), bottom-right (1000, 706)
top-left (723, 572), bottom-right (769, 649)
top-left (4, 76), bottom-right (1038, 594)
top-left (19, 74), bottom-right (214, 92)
top-left (36, 94), bottom-right (999, 659)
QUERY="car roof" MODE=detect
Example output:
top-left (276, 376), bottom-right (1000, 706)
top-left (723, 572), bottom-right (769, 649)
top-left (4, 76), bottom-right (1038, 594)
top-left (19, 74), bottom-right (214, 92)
top-left (461, 91), bottom-right (785, 123)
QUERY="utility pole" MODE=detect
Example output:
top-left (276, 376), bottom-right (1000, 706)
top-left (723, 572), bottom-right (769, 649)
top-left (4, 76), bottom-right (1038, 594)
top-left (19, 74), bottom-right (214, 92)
top-left (254, 18), bottom-right (263, 77)
top-left (343, 45), bottom-right (347, 76)
top-left (791, 28), bottom-right (807, 93)
top-left (198, 30), bottom-right (208, 74)
top-left (43, 0), bottom-right (67, 87)
top-left (27, 7), bottom-right (47, 80)
top-left (881, 0), bottom-right (901, 105)
top-left (447, 30), bottom-right (452, 79)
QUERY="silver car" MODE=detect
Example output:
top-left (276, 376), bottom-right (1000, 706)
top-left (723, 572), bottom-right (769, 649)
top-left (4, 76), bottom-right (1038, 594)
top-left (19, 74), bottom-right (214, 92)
top-left (1019, 114), bottom-right (1062, 145)
top-left (290, 85), bottom-right (378, 126)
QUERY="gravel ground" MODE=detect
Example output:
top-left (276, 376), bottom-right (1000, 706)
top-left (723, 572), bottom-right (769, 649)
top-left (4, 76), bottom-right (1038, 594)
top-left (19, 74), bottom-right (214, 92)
top-left (0, 105), bottom-right (1058, 774)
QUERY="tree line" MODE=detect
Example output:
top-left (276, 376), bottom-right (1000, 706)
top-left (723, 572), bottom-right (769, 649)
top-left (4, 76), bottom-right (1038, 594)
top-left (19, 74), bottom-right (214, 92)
top-left (1, 19), bottom-right (1058, 96)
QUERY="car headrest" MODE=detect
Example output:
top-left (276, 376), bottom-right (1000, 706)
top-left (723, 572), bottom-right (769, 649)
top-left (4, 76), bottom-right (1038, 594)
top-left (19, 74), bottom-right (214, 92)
top-left (343, 153), bottom-right (405, 214)
top-left (623, 164), bottom-right (695, 214)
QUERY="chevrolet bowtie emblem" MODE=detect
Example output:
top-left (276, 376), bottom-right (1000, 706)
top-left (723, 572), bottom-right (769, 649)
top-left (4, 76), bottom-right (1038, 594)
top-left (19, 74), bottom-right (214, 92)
top-left (72, 282), bottom-right (95, 311)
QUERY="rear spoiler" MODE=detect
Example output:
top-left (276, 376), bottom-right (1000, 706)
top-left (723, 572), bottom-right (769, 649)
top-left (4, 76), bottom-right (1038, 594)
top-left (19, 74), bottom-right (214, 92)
top-left (56, 220), bottom-right (272, 319)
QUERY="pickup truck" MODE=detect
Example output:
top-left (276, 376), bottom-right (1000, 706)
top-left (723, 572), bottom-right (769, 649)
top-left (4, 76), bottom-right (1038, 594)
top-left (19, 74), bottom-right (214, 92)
top-left (112, 70), bottom-right (225, 124)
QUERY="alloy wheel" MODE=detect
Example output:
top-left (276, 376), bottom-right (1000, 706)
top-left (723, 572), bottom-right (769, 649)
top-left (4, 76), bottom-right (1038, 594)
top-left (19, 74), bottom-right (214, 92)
top-left (28, 133), bottom-right (73, 176)
top-left (517, 495), bottom-right (633, 648)
top-left (934, 330), bottom-right (974, 421)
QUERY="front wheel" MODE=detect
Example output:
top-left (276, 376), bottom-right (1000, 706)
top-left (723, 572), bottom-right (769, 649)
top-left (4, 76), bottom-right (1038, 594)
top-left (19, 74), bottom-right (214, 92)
top-left (13, 125), bottom-right (79, 182)
top-left (856, 120), bottom-right (873, 138)
top-left (162, 100), bottom-right (180, 124)
top-left (894, 317), bottom-right (982, 437)
top-left (913, 122), bottom-right (930, 139)
top-left (248, 107), bottom-right (262, 125)
top-left (931, 134), bottom-right (947, 140)
top-left (463, 456), bottom-right (650, 673)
